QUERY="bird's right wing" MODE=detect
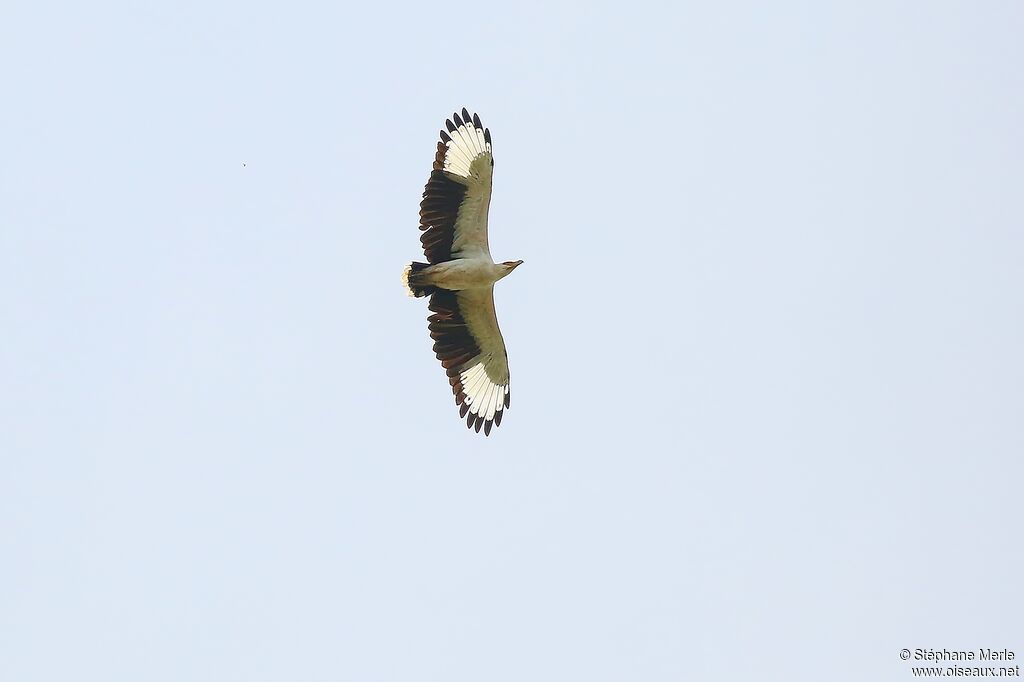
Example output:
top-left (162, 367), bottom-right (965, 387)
top-left (418, 109), bottom-right (494, 263)
top-left (428, 287), bottom-right (510, 435)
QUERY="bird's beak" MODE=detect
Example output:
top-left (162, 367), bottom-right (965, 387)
top-left (514, 260), bottom-right (524, 268)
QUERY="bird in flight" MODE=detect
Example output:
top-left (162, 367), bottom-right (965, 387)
top-left (402, 109), bottom-right (523, 436)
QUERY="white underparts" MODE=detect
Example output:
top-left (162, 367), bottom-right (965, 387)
top-left (419, 259), bottom-right (508, 290)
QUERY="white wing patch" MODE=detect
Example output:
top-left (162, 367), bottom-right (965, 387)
top-left (440, 110), bottom-right (492, 179)
top-left (458, 361), bottom-right (510, 431)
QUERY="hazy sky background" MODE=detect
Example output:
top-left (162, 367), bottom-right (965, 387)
top-left (2, 1), bottom-right (1022, 680)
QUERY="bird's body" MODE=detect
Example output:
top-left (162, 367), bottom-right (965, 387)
top-left (405, 258), bottom-right (515, 292)
top-left (402, 109), bottom-right (522, 435)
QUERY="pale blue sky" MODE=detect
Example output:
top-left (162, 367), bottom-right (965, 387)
top-left (2, 1), bottom-right (1022, 680)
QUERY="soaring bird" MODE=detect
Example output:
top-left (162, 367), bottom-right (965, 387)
top-left (402, 109), bottom-right (523, 436)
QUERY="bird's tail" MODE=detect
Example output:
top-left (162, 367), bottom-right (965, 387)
top-left (402, 262), bottom-right (437, 298)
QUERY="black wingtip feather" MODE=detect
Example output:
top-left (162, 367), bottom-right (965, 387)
top-left (461, 107), bottom-right (471, 122)
top-left (453, 111), bottom-right (464, 127)
top-left (472, 112), bottom-right (481, 128)
top-left (440, 130), bottom-right (451, 143)
top-left (483, 128), bottom-right (491, 145)
top-left (446, 119), bottom-right (456, 132)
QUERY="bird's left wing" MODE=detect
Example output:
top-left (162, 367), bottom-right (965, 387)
top-left (418, 109), bottom-right (494, 263)
top-left (428, 287), bottom-right (510, 435)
